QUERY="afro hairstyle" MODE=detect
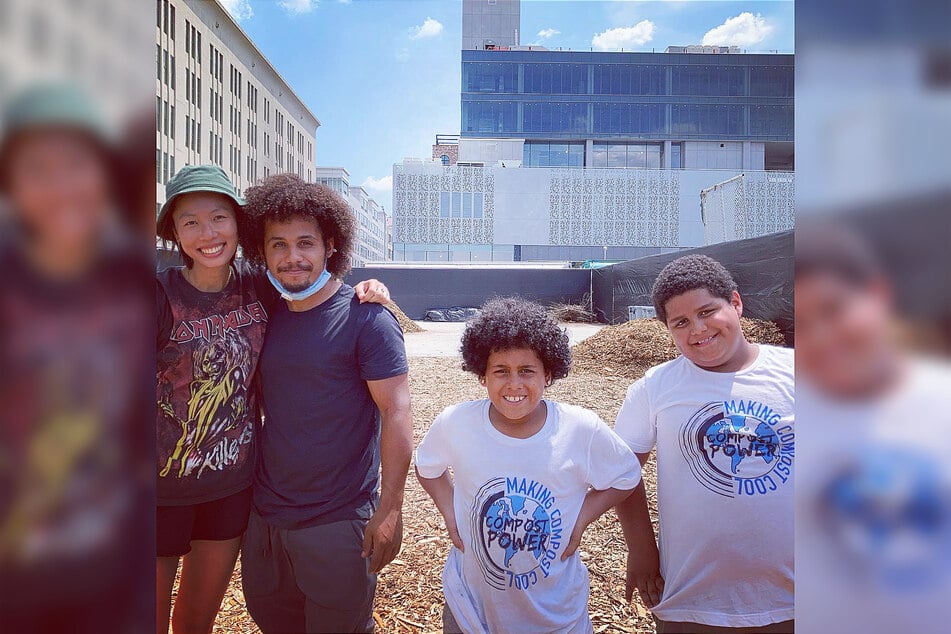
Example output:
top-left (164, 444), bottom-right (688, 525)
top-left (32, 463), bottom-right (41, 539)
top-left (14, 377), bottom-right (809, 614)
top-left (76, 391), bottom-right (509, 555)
top-left (651, 254), bottom-right (738, 324)
top-left (240, 173), bottom-right (355, 278)
top-left (461, 297), bottom-right (571, 383)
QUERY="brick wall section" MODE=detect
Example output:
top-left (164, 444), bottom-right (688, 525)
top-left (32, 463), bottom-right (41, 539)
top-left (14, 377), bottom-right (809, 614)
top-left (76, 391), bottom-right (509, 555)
top-left (432, 144), bottom-right (458, 165)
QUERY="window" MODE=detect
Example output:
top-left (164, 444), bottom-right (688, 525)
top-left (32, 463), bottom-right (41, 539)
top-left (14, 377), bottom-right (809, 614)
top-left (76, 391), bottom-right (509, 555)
top-left (439, 192), bottom-right (450, 218)
top-left (670, 142), bottom-right (683, 169)
top-left (592, 103), bottom-right (665, 135)
top-left (523, 142), bottom-right (584, 167)
top-left (463, 62), bottom-right (517, 93)
top-left (750, 66), bottom-right (794, 97)
top-left (590, 142), bottom-right (662, 168)
top-left (671, 65), bottom-right (744, 96)
top-left (440, 155), bottom-right (450, 166)
top-left (522, 102), bottom-right (587, 134)
top-left (462, 101), bottom-right (516, 134)
top-left (523, 64), bottom-right (587, 95)
top-left (671, 104), bottom-right (744, 137)
top-left (592, 64), bottom-right (665, 95)
top-left (750, 105), bottom-right (794, 138)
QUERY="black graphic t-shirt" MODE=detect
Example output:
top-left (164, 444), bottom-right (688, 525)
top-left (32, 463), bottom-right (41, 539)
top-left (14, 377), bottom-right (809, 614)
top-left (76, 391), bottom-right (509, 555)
top-left (0, 240), bottom-right (153, 606)
top-left (156, 261), bottom-right (276, 506)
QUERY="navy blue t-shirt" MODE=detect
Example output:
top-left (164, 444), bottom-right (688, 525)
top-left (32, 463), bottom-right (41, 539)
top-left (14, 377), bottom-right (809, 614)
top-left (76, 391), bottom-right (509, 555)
top-left (253, 284), bottom-right (408, 529)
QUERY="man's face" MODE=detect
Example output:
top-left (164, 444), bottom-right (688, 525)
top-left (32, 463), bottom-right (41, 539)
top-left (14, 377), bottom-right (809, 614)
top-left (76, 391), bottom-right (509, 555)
top-left (263, 216), bottom-right (332, 293)
top-left (664, 287), bottom-right (747, 371)
top-left (795, 271), bottom-right (893, 397)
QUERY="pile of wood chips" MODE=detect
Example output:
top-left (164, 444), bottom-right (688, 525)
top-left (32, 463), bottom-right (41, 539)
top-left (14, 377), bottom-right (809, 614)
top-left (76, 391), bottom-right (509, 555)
top-left (386, 301), bottom-right (425, 334)
top-left (572, 317), bottom-right (786, 379)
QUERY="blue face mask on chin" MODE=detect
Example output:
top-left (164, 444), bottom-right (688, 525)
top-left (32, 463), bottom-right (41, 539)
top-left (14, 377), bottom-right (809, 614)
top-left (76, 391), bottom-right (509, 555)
top-left (266, 267), bottom-right (332, 302)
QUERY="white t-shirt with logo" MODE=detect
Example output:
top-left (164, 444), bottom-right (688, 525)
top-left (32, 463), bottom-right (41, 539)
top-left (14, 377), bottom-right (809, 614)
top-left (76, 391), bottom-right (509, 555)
top-left (614, 344), bottom-right (794, 627)
top-left (415, 399), bottom-right (642, 634)
top-left (796, 360), bottom-right (951, 634)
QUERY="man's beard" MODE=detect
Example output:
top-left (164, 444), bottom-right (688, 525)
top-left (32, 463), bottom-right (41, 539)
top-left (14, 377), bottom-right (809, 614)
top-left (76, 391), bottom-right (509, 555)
top-left (278, 265), bottom-right (313, 292)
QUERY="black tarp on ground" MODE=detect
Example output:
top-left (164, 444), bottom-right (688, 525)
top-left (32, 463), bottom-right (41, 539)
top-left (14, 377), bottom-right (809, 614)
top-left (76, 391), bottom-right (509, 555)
top-left (591, 230), bottom-right (794, 344)
top-left (344, 267), bottom-right (591, 320)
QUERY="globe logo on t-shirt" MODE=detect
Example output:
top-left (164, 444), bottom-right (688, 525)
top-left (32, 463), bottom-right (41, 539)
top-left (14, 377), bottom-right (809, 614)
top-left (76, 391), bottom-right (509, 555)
top-left (470, 477), bottom-right (564, 591)
top-left (681, 400), bottom-right (795, 498)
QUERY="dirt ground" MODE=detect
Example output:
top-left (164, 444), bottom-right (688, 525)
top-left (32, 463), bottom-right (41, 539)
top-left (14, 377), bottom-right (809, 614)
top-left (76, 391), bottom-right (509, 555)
top-left (201, 356), bottom-right (657, 634)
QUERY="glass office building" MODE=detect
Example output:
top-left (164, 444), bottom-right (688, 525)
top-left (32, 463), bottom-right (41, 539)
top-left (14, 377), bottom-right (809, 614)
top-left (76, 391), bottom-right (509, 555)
top-left (462, 50), bottom-right (793, 140)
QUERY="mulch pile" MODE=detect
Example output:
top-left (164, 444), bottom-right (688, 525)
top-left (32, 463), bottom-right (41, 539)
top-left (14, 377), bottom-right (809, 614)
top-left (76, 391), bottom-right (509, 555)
top-left (386, 301), bottom-right (425, 334)
top-left (572, 317), bottom-right (786, 379)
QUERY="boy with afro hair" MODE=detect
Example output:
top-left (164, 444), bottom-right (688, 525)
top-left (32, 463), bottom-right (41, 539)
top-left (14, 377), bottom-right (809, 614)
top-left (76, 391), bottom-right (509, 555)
top-left (614, 255), bottom-right (794, 633)
top-left (415, 297), bottom-right (642, 633)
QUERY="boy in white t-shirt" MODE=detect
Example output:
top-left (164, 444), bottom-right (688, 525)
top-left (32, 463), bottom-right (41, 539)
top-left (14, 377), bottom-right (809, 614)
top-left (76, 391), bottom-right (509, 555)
top-left (614, 255), bottom-right (794, 634)
top-left (415, 297), bottom-right (642, 634)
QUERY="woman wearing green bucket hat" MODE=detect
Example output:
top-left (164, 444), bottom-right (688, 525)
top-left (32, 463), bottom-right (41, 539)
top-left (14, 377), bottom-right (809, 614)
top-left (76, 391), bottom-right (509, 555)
top-left (155, 164), bottom-right (388, 634)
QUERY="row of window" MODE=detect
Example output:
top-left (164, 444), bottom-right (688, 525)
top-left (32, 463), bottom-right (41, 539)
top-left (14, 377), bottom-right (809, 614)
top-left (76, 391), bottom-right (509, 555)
top-left (157, 0), bottom-right (175, 40)
top-left (184, 114), bottom-right (201, 154)
top-left (590, 143), bottom-right (663, 168)
top-left (523, 142), bottom-right (585, 168)
top-left (156, 150), bottom-right (176, 185)
top-left (438, 192), bottom-right (486, 219)
top-left (209, 45), bottom-right (224, 84)
top-left (522, 142), bottom-right (670, 169)
top-left (156, 97), bottom-right (175, 140)
top-left (462, 102), bottom-right (793, 138)
top-left (463, 63), bottom-right (793, 98)
top-left (157, 46), bottom-right (175, 90)
top-left (184, 19), bottom-right (201, 64)
top-left (185, 68), bottom-right (201, 108)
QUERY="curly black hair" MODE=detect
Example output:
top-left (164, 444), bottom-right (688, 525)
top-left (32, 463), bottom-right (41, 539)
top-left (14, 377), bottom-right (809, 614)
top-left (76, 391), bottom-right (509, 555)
top-left (652, 254), bottom-right (738, 324)
top-left (461, 297), bottom-right (571, 383)
top-left (240, 173), bottom-right (355, 278)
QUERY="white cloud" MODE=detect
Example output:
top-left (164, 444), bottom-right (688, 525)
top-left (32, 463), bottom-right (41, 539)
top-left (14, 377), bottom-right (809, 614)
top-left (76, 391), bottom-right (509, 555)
top-left (220, 0), bottom-right (253, 21)
top-left (702, 12), bottom-right (774, 47)
top-left (362, 175), bottom-right (393, 195)
top-left (592, 20), bottom-right (656, 51)
top-left (537, 28), bottom-right (560, 39)
top-left (278, 0), bottom-right (316, 15)
top-left (410, 17), bottom-right (444, 40)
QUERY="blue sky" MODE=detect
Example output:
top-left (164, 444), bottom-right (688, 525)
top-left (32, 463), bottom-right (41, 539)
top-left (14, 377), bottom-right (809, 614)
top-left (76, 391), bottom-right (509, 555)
top-left (221, 0), bottom-right (794, 213)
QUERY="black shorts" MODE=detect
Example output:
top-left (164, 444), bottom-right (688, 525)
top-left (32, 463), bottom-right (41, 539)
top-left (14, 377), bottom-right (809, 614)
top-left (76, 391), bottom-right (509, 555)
top-left (156, 486), bottom-right (253, 557)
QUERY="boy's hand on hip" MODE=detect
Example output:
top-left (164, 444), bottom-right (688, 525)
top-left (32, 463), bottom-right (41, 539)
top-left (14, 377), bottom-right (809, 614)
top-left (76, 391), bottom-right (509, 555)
top-left (561, 518), bottom-right (590, 561)
top-left (444, 513), bottom-right (465, 552)
top-left (625, 551), bottom-right (664, 608)
top-left (362, 507), bottom-right (403, 574)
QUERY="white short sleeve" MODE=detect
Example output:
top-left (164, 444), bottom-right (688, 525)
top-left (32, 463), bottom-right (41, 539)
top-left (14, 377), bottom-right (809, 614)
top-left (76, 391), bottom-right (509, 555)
top-left (586, 419), bottom-right (642, 491)
top-left (614, 377), bottom-right (656, 454)
top-left (414, 409), bottom-right (452, 479)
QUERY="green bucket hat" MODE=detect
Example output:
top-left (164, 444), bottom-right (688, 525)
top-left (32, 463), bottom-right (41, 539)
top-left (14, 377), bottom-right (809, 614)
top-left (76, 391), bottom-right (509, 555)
top-left (0, 83), bottom-right (111, 191)
top-left (1, 82), bottom-right (109, 142)
top-left (157, 164), bottom-right (246, 241)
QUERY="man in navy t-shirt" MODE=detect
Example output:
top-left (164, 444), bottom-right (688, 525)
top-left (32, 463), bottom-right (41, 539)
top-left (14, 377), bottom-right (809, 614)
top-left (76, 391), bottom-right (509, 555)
top-left (239, 173), bottom-right (412, 633)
